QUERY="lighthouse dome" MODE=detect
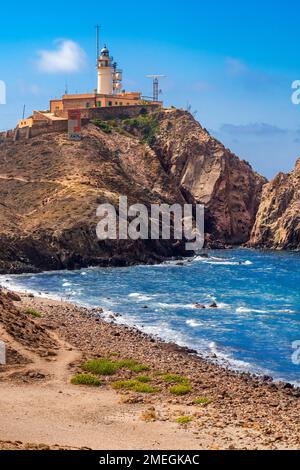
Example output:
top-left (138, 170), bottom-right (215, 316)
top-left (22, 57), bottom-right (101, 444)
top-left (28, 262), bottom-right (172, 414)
top-left (101, 45), bottom-right (109, 56)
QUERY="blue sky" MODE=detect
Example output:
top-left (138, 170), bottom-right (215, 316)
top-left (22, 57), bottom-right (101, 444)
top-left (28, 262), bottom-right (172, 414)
top-left (0, 0), bottom-right (300, 178)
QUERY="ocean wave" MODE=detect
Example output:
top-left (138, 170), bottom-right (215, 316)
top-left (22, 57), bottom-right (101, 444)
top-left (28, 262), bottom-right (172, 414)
top-left (128, 292), bottom-right (154, 301)
top-left (186, 319), bottom-right (203, 328)
top-left (155, 302), bottom-right (196, 310)
top-left (236, 307), bottom-right (269, 314)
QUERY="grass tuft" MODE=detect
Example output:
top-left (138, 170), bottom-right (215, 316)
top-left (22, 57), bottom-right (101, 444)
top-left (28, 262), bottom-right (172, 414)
top-left (117, 359), bottom-right (150, 372)
top-left (112, 380), bottom-right (159, 394)
top-left (82, 359), bottom-right (119, 376)
top-left (136, 376), bottom-right (151, 383)
top-left (194, 397), bottom-right (211, 406)
top-left (176, 416), bottom-right (193, 425)
top-left (160, 373), bottom-right (189, 384)
top-left (24, 308), bottom-right (42, 318)
top-left (169, 384), bottom-right (192, 396)
top-left (71, 374), bottom-right (102, 386)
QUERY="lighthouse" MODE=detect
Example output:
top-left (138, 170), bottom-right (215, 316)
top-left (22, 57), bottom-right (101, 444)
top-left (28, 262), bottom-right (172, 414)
top-left (97, 45), bottom-right (113, 95)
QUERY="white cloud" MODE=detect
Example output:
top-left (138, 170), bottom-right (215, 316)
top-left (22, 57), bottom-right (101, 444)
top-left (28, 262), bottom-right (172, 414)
top-left (221, 123), bottom-right (287, 136)
top-left (225, 57), bottom-right (248, 77)
top-left (37, 40), bottom-right (87, 73)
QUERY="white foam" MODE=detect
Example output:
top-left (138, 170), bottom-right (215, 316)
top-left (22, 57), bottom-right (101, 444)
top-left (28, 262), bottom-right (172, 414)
top-left (128, 293), bottom-right (153, 301)
top-left (236, 307), bottom-right (269, 314)
top-left (186, 319), bottom-right (202, 328)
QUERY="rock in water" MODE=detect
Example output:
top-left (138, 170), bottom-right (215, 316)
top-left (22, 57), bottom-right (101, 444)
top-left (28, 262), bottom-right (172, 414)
top-left (250, 158), bottom-right (300, 250)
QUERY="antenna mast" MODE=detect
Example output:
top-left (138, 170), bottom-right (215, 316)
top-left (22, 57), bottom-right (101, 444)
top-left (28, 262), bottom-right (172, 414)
top-left (146, 75), bottom-right (165, 101)
top-left (96, 25), bottom-right (100, 64)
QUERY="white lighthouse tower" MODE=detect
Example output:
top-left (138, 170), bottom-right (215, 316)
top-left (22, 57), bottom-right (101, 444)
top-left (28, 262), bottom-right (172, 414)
top-left (97, 45), bottom-right (113, 95)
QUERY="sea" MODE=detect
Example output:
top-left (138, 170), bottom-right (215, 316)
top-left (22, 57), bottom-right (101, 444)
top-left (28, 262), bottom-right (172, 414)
top-left (1, 248), bottom-right (300, 385)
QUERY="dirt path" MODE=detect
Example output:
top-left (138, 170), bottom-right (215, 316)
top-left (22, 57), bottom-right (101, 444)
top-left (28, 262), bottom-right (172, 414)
top-left (0, 330), bottom-right (204, 450)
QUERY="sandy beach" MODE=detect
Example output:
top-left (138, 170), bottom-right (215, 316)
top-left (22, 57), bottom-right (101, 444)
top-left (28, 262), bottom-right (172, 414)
top-left (0, 289), bottom-right (300, 450)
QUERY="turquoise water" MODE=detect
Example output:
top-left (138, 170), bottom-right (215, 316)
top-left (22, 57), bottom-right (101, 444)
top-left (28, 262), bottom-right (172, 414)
top-left (1, 249), bottom-right (300, 384)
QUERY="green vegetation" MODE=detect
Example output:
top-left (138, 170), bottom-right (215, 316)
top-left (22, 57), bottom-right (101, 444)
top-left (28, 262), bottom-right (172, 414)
top-left (81, 358), bottom-right (150, 376)
top-left (121, 114), bottom-right (159, 146)
top-left (82, 358), bottom-right (119, 376)
top-left (136, 376), bottom-right (151, 383)
top-left (71, 374), bottom-right (102, 387)
top-left (91, 119), bottom-right (112, 134)
top-left (176, 416), bottom-right (193, 425)
top-left (133, 383), bottom-right (159, 394)
top-left (23, 308), bottom-right (42, 318)
top-left (194, 397), bottom-right (211, 406)
top-left (117, 359), bottom-right (150, 372)
top-left (160, 373), bottom-right (189, 384)
top-left (169, 384), bottom-right (192, 396)
top-left (112, 380), bottom-right (159, 394)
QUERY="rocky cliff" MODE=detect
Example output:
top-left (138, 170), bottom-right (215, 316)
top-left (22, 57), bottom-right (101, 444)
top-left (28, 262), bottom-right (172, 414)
top-left (0, 109), bottom-right (265, 273)
top-left (154, 110), bottom-right (266, 245)
top-left (250, 158), bottom-right (300, 250)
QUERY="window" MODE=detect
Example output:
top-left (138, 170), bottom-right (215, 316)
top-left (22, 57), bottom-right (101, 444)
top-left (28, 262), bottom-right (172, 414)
top-left (86, 102), bottom-right (90, 108)
top-left (97, 101), bottom-right (101, 107)
top-left (108, 101), bottom-right (112, 106)
top-left (120, 102), bottom-right (123, 106)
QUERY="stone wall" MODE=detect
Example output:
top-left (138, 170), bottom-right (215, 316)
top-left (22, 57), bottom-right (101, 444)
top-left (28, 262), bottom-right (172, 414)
top-left (55, 103), bottom-right (161, 120)
top-left (0, 104), bottom-right (161, 142)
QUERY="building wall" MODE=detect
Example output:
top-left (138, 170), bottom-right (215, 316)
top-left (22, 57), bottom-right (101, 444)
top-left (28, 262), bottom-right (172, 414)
top-left (50, 99), bottom-right (63, 113)
top-left (19, 118), bottom-right (33, 128)
top-left (55, 103), bottom-right (161, 120)
top-left (59, 94), bottom-right (142, 113)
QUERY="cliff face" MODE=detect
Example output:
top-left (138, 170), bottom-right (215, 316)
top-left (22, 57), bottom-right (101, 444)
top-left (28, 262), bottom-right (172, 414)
top-left (0, 110), bottom-right (265, 273)
top-left (154, 110), bottom-right (266, 244)
top-left (249, 158), bottom-right (300, 250)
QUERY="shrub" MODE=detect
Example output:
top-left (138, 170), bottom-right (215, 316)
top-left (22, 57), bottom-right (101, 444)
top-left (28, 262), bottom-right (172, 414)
top-left (92, 119), bottom-right (112, 134)
top-left (112, 380), bottom-right (159, 394)
top-left (141, 408), bottom-right (157, 421)
top-left (136, 376), bottom-right (151, 383)
top-left (176, 416), bottom-right (193, 425)
top-left (24, 308), bottom-right (42, 318)
top-left (82, 359), bottom-right (119, 376)
top-left (71, 374), bottom-right (102, 386)
top-left (160, 374), bottom-right (189, 384)
top-left (112, 380), bottom-right (137, 390)
top-left (117, 359), bottom-right (150, 373)
top-left (81, 357), bottom-right (150, 377)
top-left (133, 383), bottom-right (160, 394)
top-left (193, 397), bottom-right (211, 406)
top-left (120, 115), bottom-right (159, 146)
top-left (169, 384), bottom-right (192, 396)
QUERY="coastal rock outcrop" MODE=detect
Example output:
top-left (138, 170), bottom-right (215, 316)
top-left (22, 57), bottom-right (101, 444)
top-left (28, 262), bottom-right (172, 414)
top-left (154, 110), bottom-right (267, 244)
top-left (0, 110), bottom-right (265, 273)
top-left (249, 158), bottom-right (300, 250)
